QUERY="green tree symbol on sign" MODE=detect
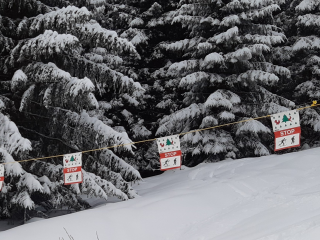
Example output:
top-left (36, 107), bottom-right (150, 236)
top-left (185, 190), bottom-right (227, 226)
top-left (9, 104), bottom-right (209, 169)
top-left (70, 156), bottom-right (76, 162)
top-left (282, 114), bottom-right (291, 123)
top-left (166, 139), bottom-right (172, 146)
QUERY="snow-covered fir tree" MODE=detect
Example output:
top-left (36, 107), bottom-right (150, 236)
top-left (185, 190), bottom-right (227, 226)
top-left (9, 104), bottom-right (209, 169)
top-left (274, 0), bottom-right (320, 149)
top-left (149, 0), bottom-right (295, 166)
top-left (0, 1), bottom-right (147, 220)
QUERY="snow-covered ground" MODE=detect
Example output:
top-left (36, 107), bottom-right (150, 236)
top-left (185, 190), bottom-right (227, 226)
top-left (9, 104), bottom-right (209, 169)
top-left (2, 148), bottom-right (320, 240)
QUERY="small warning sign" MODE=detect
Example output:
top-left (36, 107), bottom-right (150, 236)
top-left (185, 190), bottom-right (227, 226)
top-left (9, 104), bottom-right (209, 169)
top-left (63, 152), bottom-right (82, 185)
top-left (0, 164), bottom-right (4, 191)
top-left (271, 110), bottom-right (301, 151)
top-left (157, 135), bottom-right (182, 171)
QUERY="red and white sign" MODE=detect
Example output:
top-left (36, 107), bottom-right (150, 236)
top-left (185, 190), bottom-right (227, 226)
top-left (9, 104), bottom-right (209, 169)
top-left (274, 127), bottom-right (301, 151)
top-left (271, 110), bottom-right (301, 151)
top-left (63, 152), bottom-right (82, 185)
top-left (157, 135), bottom-right (182, 171)
top-left (0, 164), bottom-right (4, 191)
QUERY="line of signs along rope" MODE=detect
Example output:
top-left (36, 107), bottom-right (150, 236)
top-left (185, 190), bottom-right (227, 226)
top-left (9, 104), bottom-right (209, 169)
top-left (2, 101), bottom-right (319, 165)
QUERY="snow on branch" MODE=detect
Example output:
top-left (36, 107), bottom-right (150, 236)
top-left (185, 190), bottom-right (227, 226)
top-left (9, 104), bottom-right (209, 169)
top-left (204, 89), bottom-right (241, 110)
top-left (297, 14), bottom-right (320, 28)
top-left (49, 108), bottom-right (134, 154)
top-left (7, 30), bottom-right (81, 67)
top-left (179, 72), bottom-right (223, 89)
top-left (300, 108), bottom-right (320, 131)
top-left (221, 15), bottom-right (241, 27)
top-left (0, 113), bottom-right (32, 155)
top-left (99, 149), bottom-right (142, 182)
top-left (243, 34), bottom-right (285, 45)
top-left (201, 52), bottom-right (224, 69)
top-left (175, 3), bottom-right (212, 16)
top-left (75, 22), bottom-right (139, 57)
top-left (17, 6), bottom-right (91, 37)
top-left (292, 36), bottom-right (320, 51)
top-left (294, 80), bottom-right (320, 99)
top-left (67, 57), bottom-right (144, 96)
top-left (252, 62), bottom-right (290, 78)
top-left (235, 119), bottom-right (271, 135)
top-left (156, 103), bottom-right (202, 136)
top-left (167, 60), bottom-right (199, 77)
top-left (16, 172), bottom-right (44, 193)
top-left (11, 191), bottom-right (35, 210)
top-left (209, 26), bottom-right (239, 44)
top-left (81, 170), bottom-right (108, 200)
top-left (0, 148), bottom-right (24, 177)
top-left (295, 0), bottom-right (320, 12)
top-left (237, 70), bottom-right (279, 85)
top-left (14, 63), bottom-right (98, 111)
top-left (225, 47), bottom-right (252, 62)
top-left (245, 4), bottom-right (280, 20)
top-left (159, 37), bottom-right (203, 54)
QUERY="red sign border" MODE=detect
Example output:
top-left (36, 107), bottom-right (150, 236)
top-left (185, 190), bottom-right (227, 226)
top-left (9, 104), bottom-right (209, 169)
top-left (64, 168), bottom-right (83, 185)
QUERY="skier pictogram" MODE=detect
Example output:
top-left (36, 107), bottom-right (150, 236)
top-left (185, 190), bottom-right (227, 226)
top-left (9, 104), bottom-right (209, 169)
top-left (173, 158), bottom-right (177, 166)
top-left (164, 159), bottom-right (169, 167)
top-left (67, 175), bottom-right (73, 182)
top-left (291, 136), bottom-right (295, 144)
top-left (279, 138), bottom-right (286, 146)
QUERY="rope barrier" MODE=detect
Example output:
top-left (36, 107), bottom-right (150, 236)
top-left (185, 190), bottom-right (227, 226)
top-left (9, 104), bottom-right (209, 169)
top-left (2, 102), bottom-right (320, 165)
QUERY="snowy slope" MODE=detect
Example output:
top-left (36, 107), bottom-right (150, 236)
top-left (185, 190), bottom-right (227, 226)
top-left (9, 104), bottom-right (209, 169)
top-left (2, 148), bottom-right (320, 240)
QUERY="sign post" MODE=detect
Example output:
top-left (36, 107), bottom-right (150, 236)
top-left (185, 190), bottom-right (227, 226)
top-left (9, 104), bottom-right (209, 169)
top-left (156, 135), bottom-right (182, 171)
top-left (63, 152), bottom-right (83, 185)
top-left (271, 110), bottom-right (301, 151)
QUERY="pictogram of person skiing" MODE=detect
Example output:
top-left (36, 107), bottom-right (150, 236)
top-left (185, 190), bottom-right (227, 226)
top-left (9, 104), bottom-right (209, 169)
top-left (291, 136), bottom-right (295, 144)
top-left (279, 138), bottom-right (287, 146)
top-left (173, 158), bottom-right (177, 166)
top-left (67, 175), bottom-right (73, 182)
top-left (164, 159), bottom-right (169, 167)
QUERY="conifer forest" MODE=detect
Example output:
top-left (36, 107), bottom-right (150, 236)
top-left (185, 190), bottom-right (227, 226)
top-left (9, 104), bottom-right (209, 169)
top-left (1, 0), bottom-right (320, 222)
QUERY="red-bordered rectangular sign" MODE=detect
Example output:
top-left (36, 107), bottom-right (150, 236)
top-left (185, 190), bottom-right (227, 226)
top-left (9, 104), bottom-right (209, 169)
top-left (274, 127), bottom-right (301, 151)
top-left (64, 168), bottom-right (83, 185)
top-left (0, 164), bottom-right (4, 192)
top-left (0, 176), bottom-right (4, 191)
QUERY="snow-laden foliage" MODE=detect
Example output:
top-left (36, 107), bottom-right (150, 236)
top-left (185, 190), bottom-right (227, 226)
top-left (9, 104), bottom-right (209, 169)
top-left (156, 104), bottom-right (203, 136)
top-left (204, 90), bottom-right (241, 110)
top-left (0, 0), bottom-right (146, 221)
top-left (0, 113), bottom-right (32, 155)
top-left (12, 63), bottom-right (98, 111)
top-left (292, 36), bottom-right (320, 52)
top-left (237, 70), bottom-right (279, 86)
top-left (295, 0), bottom-right (320, 12)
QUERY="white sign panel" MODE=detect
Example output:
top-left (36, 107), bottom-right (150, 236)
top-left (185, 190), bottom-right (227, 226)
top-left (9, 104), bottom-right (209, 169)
top-left (271, 110), bottom-right (300, 132)
top-left (0, 164), bottom-right (4, 191)
top-left (64, 171), bottom-right (83, 185)
top-left (63, 152), bottom-right (82, 185)
top-left (156, 135), bottom-right (181, 153)
top-left (160, 155), bottom-right (181, 171)
top-left (275, 133), bottom-right (300, 151)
